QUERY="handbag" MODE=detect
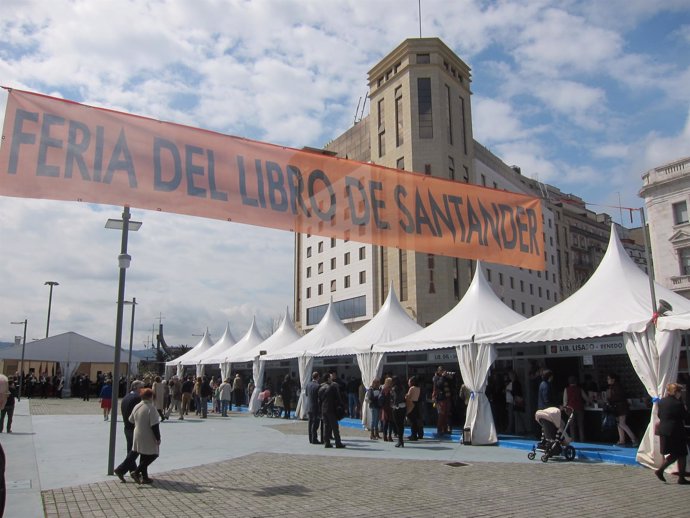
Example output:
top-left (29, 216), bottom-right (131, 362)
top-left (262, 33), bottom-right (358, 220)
top-left (601, 412), bottom-right (616, 430)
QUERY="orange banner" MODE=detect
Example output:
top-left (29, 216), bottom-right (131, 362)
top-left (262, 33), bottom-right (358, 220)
top-left (0, 89), bottom-right (544, 268)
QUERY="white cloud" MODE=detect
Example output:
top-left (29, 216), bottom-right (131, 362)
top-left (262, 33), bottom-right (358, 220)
top-left (2, 0), bottom-right (690, 347)
top-left (472, 97), bottom-right (532, 144)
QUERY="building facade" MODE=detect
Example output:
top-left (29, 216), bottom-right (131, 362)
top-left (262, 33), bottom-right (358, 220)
top-left (639, 156), bottom-right (690, 298)
top-left (294, 38), bottom-right (628, 332)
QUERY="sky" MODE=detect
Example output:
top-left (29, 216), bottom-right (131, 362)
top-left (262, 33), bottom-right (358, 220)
top-left (1, 0), bottom-right (690, 350)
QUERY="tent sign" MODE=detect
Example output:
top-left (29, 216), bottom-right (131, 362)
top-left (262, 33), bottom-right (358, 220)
top-left (0, 89), bottom-right (545, 269)
top-left (546, 337), bottom-right (625, 356)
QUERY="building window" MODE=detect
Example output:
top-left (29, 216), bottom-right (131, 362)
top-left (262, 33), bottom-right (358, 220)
top-left (416, 53), bottom-right (430, 64)
top-left (418, 77), bottom-right (433, 139)
top-left (318, 241), bottom-right (323, 253)
top-left (511, 300), bottom-right (516, 310)
top-left (344, 252), bottom-right (350, 265)
top-left (680, 248), bottom-right (690, 275)
top-left (520, 280), bottom-right (524, 292)
top-left (318, 284), bottom-right (323, 295)
top-left (344, 275), bottom-right (351, 288)
top-left (427, 254), bottom-right (435, 269)
top-left (481, 174), bottom-right (486, 186)
top-left (396, 157), bottom-right (405, 170)
top-left (530, 284), bottom-right (534, 295)
top-left (306, 287), bottom-right (311, 298)
top-left (448, 156), bottom-right (455, 180)
top-left (306, 295), bottom-right (366, 325)
top-left (446, 84), bottom-right (453, 145)
top-left (424, 164), bottom-right (432, 175)
top-left (330, 258), bottom-right (336, 269)
top-left (377, 98), bottom-right (386, 157)
top-left (460, 96), bottom-right (468, 154)
top-left (395, 87), bottom-right (404, 147)
top-left (521, 302), bottom-right (526, 313)
top-left (306, 266), bottom-right (312, 278)
top-left (399, 249), bottom-right (408, 301)
top-left (359, 271), bottom-right (366, 284)
top-left (463, 165), bottom-right (469, 183)
top-left (499, 272), bottom-right (504, 286)
top-left (330, 280), bottom-right (336, 292)
top-left (359, 246), bottom-right (366, 260)
top-left (318, 262), bottom-right (323, 274)
top-left (538, 286), bottom-right (542, 297)
top-left (331, 237), bottom-right (336, 248)
top-left (486, 269), bottom-right (492, 282)
top-left (673, 201), bottom-right (688, 225)
top-left (510, 277), bottom-right (514, 289)
top-left (306, 246), bottom-right (312, 258)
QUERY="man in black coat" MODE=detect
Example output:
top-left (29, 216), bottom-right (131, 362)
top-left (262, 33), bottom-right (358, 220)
top-left (319, 374), bottom-right (345, 449)
top-left (654, 383), bottom-right (690, 484)
top-left (113, 380), bottom-right (144, 482)
top-left (305, 371), bottom-right (321, 444)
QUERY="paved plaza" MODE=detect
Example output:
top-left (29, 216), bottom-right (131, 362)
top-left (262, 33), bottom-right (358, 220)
top-left (2, 398), bottom-right (688, 517)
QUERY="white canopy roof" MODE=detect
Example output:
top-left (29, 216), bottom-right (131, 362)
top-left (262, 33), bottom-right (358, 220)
top-left (374, 263), bottom-right (525, 352)
top-left (657, 312), bottom-right (690, 331)
top-left (221, 316), bottom-right (265, 364)
top-left (231, 308), bottom-right (302, 363)
top-left (315, 284), bottom-right (422, 357)
top-left (0, 331), bottom-right (121, 363)
top-left (475, 225), bottom-right (690, 345)
top-left (165, 330), bottom-right (214, 366)
top-left (264, 301), bottom-right (351, 361)
top-left (197, 323), bottom-right (237, 365)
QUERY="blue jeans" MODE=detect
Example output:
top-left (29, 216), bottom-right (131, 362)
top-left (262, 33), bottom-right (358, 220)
top-left (348, 393), bottom-right (358, 418)
top-left (221, 400), bottom-right (230, 416)
top-left (370, 407), bottom-right (380, 434)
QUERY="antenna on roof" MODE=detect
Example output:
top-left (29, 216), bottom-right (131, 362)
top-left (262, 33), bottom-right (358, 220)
top-left (354, 96), bottom-right (362, 125)
top-left (354, 93), bottom-right (369, 124)
top-left (418, 0), bottom-right (422, 37)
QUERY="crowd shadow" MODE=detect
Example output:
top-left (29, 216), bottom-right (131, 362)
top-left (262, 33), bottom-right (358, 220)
top-left (150, 479), bottom-right (312, 498)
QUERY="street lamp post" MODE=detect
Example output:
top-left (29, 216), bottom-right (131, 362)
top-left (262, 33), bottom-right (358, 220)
top-left (123, 298), bottom-right (137, 381)
top-left (44, 281), bottom-right (59, 338)
top-left (104, 207), bottom-right (142, 475)
top-left (10, 319), bottom-right (27, 398)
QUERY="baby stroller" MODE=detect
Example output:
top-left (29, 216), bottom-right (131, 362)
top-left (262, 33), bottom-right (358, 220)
top-left (528, 409), bottom-right (576, 463)
top-left (254, 396), bottom-right (281, 418)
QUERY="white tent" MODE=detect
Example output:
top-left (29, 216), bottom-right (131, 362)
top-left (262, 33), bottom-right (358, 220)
top-left (263, 301), bottom-right (351, 418)
top-left (315, 285), bottom-right (422, 428)
top-left (244, 308), bottom-right (302, 413)
top-left (375, 263), bottom-right (525, 444)
top-left (220, 317), bottom-right (264, 380)
top-left (474, 225), bottom-right (690, 466)
top-left (196, 324), bottom-right (237, 366)
top-left (0, 332), bottom-right (127, 396)
top-left (165, 330), bottom-right (214, 378)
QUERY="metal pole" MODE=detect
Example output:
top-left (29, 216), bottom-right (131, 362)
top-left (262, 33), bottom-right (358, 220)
top-left (127, 298), bottom-right (136, 381)
top-left (107, 206), bottom-right (130, 475)
top-left (19, 320), bottom-right (27, 398)
top-left (45, 282), bottom-right (58, 338)
top-left (640, 207), bottom-right (657, 312)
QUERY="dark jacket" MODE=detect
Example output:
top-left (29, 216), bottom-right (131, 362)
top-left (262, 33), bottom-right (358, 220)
top-left (306, 380), bottom-right (320, 414)
top-left (319, 381), bottom-right (341, 416)
top-left (121, 391), bottom-right (142, 431)
top-left (657, 396), bottom-right (689, 438)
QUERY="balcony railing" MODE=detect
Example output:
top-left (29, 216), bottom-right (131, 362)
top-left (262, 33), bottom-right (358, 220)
top-left (670, 275), bottom-right (690, 291)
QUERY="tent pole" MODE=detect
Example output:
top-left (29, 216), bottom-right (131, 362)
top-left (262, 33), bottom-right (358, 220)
top-left (640, 208), bottom-right (657, 312)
